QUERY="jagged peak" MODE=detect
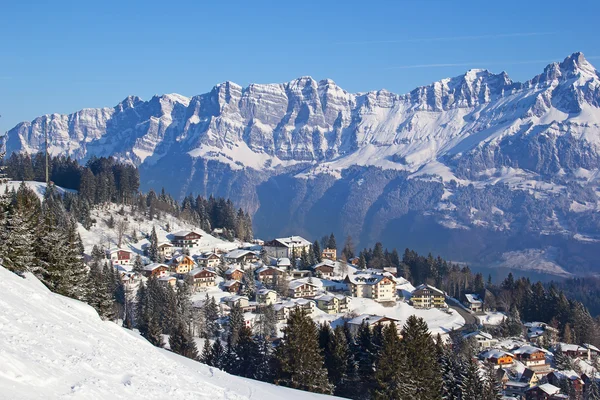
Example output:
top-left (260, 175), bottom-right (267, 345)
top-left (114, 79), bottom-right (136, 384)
top-left (559, 51), bottom-right (597, 78)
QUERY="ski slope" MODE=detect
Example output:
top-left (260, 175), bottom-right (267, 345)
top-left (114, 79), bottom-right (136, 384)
top-left (0, 266), bottom-right (337, 400)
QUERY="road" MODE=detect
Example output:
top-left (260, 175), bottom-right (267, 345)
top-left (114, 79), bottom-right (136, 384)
top-left (447, 303), bottom-right (479, 331)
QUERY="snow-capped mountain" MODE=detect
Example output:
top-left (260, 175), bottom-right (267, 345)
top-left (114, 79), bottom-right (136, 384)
top-left (4, 52), bottom-right (600, 276)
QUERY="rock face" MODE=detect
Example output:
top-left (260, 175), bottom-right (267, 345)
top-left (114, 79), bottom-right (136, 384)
top-left (4, 52), bottom-right (600, 276)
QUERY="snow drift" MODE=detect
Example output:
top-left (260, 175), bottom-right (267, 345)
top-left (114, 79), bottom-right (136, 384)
top-left (0, 266), bottom-right (336, 400)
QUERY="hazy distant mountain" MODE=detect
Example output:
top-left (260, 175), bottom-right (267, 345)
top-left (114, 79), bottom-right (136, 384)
top-left (5, 52), bottom-right (600, 277)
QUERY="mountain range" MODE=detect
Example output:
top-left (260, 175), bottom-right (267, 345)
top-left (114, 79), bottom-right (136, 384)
top-left (4, 52), bottom-right (600, 277)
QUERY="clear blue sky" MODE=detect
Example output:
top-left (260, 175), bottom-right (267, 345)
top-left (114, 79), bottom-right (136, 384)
top-left (1, 0), bottom-right (599, 133)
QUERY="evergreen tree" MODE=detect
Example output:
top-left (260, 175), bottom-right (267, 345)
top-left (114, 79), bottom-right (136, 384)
top-left (255, 304), bottom-right (277, 338)
top-left (401, 315), bottom-right (442, 400)
top-left (585, 375), bottom-right (600, 400)
top-left (169, 321), bottom-right (199, 360)
top-left (200, 340), bottom-right (214, 366)
top-left (358, 254), bottom-right (367, 270)
top-left (202, 295), bottom-right (220, 339)
top-left (211, 339), bottom-right (226, 370)
top-left (482, 362), bottom-right (502, 400)
top-left (342, 236), bottom-right (355, 261)
top-left (328, 325), bottom-right (352, 397)
top-left (274, 309), bottom-right (332, 394)
top-left (149, 226), bottom-right (159, 262)
top-left (372, 324), bottom-right (413, 400)
top-left (460, 356), bottom-right (485, 400)
top-left (242, 269), bottom-right (257, 300)
top-left (0, 200), bottom-right (35, 275)
top-left (229, 302), bottom-right (244, 345)
top-left (233, 326), bottom-right (262, 379)
top-left (327, 233), bottom-right (337, 250)
top-left (132, 255), bottom-right (143, 273)
top-left (87, 261), bottom-right (115, 319)
top-left (313, 240), bottom-right (322, 263)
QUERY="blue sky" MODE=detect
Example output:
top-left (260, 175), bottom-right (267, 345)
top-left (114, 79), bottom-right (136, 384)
top-left (1, 0), bottom-right (599, 133)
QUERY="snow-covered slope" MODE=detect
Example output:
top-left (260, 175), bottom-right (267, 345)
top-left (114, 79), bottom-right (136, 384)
top-left (0, 266), bottom-right (337, 400)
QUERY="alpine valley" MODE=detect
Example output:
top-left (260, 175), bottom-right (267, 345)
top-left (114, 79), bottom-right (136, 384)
top-left (5, 52), bottom-right (600, 277)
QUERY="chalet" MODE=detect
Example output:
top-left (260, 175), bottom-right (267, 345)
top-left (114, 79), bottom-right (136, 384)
top-left (256, 289), bottom-right (277, 305)
top-left (172, 230), bottom-right (202, 249)
top-left (525, 383), bottom-right (562, 400)
top-left (255, 266), bottom-right (285, 284)
top-left (411, 284), bottom-right (446, 309)
top-left (273, 299), bottom-right (315, 321)
top-left (106, 247), bottom-right (133, 266)
top-left (143, 263), bottom-right (169, 278)
top-left (525, 322), bottom-right (559, 345)
top-left (479, 349), bottom-right (515, 366)
top-left (496, 368), bottom-right (511, 389)
top-left (157, 242), bottom-right (174, 260)
top-left (169, 255), bottom-right (196, 274)
top-left (196, 252), bottom-right (221, 269)
top-left (347, 314), bottom-right (400, 335)
top-left (462, 293), bottom-right (483, 313)
top-left (188, 267), bottom-right (217, 288)
top-left (311, 260), bottom-right (335, 278)
top-left (584, 343), bottom-right (600, 359)
top-left (547, 370), bottom-right (583, 396)
top-left (346, 273), bottom-right (396, 302)
top-left (264, 236), bottom-right (311, 259)
top-left (322, 248), bottom-right (336, 260)
top-left (313, 293), bottom-right (349, 314)
top-left (504, 381), bottom-right (530, 398)
top-left (290, 269), bottom-right (311, 279)
top-left (221, 295), bottom-right (250, 309)
top-left (461, 330), bottom-right (497, 350)
top-left (158, 275), bottom-right (177, 286)
top-left (288, 280), bottom-right (318, 298)
top-left (554, 343), bottom-right (589, 358)
top-left (512, 346), bottom-right (547, 368)
top-left (223, 280), bottom-right (242, 293)
top-left (520, 368), bottom-right (540, 387)
top-left (348, 257), bottom-right (360, 266)
top-left (225, 266), bottom-right (244, 282)
top-left (224, 249), bottom-right (259, 264)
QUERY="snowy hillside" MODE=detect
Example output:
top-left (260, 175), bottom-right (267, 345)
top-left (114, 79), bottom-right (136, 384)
top-left (0, 266), bottom-right (337, 400)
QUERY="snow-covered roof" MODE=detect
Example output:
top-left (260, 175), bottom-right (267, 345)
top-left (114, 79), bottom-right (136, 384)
top-left (556, 343), bottom-right (588, 353)
top-left (256, 266), bottom-right (283, 274)
top-left (534, 383), bottom-right (560, 395)
top-left (413, 284), bottom-right (444, 296)
top-left (266, 236), bottom-right (311, 248)
top-left (257, 288), bottom-right (276, 295)
top-left (584, 343), bottom-right (600, 353)
top-left (311, 260), bottom-right (335, 270)
top-left (288, 280), bottom-right (318, 290)
top-left (157, 242), bottom-right (173, 248)
top-left (225, 266), bottom-right (244, 275)
top-left (480, 349), bottom-right (514, 359)
top-left (172, 230), bottom-right (201, 238)
top-left (158, 276), bottom-right (176, 281)
top-left (223, 279), bottom-right (241, 287)
top-left (224, 249), bottom-right (256, 259)
top-left (346, 273), bottom-right (390, 286)
top-left (463, 330), bottom-right (493, 340)
top-left (276, 258), bottom-right (291, 266)
top-left (107, 247), bottom-right (132, 254)
top-left (221, 295), bottom-right (249, 303)
top-left (347, 314), bottom-right (398, 326)
top-left (189, 267), bottom-right (216, 276)
top-left (143, 263), bottom-right (168, 271)
top-left (464, 293), bottom-right (482, 304)
top-left (512, 345), bottom-right (544, 355)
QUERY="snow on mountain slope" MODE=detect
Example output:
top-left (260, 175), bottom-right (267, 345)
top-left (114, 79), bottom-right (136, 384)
top-left (0, 180), bottom-right (75, 200)
top-left (0, 266), bottom-right (337, 400)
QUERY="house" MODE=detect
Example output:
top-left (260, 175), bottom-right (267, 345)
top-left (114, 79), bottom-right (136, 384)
top-left (348, 257), bottom-right (360, 266)
top-left (256, 266), bottom-right (285, 284)
top-left (256, 289), bottom-right (277, 305)
top-left (411, 284), bottom-right (446, 309)
top-left (106, 247), bottom-right (133, 266)
top-left (584, 343), bottom-right (600, 359)
top-left (525, 322), bottom-right (559, 345)
top-left (290, 269), bottom-right (312, 279)
top-left (313, 293), bottom-right (349, 314)
top-left (188, 267), bottom-right (217, 288)
top-left (172, 230), bottom-right (202, 249)
top-left (504, 381), bottom-right (530, 398)
top-left (461, 330), bottom-right (498, 350)
top-left (293, 298), bottom-right (316, 314)
top-left (223, 280), bottom-right (242, 293)
top-left (276, 257), bottom-right (291, 269)
top-left (479, 349), bottom-right (515, 366)
top-left (225, 266), bottom-right (244, 282)
top-left (143, 263), bottom-right (169, 278)
top-left (264, 236), bottom-right (312, 259)
top-left (496, 368), bottom-right (511, 388)
top-left (157, 242), bottom-right (174, 260)
top-left (525, 383), bottom-right (562, 400)
top-left (554, 343), bottom-right (589, 358)
top-left (169, 255), bottom-right (196, 274)
top-left (224, 249), bottom-right (259, 264)
top-left (221, 295), bottom-right (250, 309)
top-left (520, 368), bottom-right (540, 387)
top-left (346, 273), bottom-right (396, 302)
top-left (347, 314), bottom-right (400, 335)
top-left (273, 299), bottom-right (315, 321)
top-left (322, 248), bottom-right (337, 260)
top-left (463, 293), bottom-right (483, 313)
top-left (311, 260), bottom-right (335, 278)
top-left (512, 346), bottom-right (548, 368)
top-left (547, 370), bottom-right (583, 396)
top-left (196, 252), bottom-right (221, 269)
top-left (288, 280), bottom-right (318, 298)
top-left (158, 275), bottom-right (177, 286)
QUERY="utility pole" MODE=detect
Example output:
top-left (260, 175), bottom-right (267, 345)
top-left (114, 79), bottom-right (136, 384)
top-left (44, 121), bottom-right (49, 184)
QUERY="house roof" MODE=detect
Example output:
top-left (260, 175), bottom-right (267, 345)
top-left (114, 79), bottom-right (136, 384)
top-left (584, 343), bottom-right (600, 352)
top-left (157, 242), bottom-right (173, 248)
top-left (512, 345), bottom-right (544, 356)
top-left (266, 236), bottom-right (311, 249)
top-left (189, 267), bottom-right (216, 277)
top-left (289, 280), bottom-right (318, 290)
top-left (346, 272), bottom-right (392, 286)
top-left (413, 284), bottom-right (444, 296)
top-left (532, 383), bottom-right (560, 395)
top-left (143, 263), bottom-right (168, 271)
top-left (256, 266), bottom-right (283, 274)
top-left (158, 276), bottom-right (176, 281)
top-left (225, 249), bottom-right (257, 259)
top-left (276, 258), bottom-right (291, 266)
top-left (464, 293), bottom-right (483, 304)
top-left (172, 230), bottom-right (201, 238)
top-left (221, 295), bottom-right (249, 303)
top-left (107, 247), bottom-right (132, 254)
top-left (257, 288), bottom-right (276, 296)
top-left (558, 343), bottom-right (588, 352)
top-left (348, 314), bottom-right (399, 326)
top-left (314, 293), bottom-right (346, 303)
top-left (480, 349), bottom-right (514, 359)
top-left (225, 266), bottom-right (244, 275)
top-left (463, 330), bottom-right (493, 340)
top-left (223, 279), bottom-right (241, 287)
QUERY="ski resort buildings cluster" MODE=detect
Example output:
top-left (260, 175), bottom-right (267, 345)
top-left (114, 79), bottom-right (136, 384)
top-left (104, 230), bottom-right (600, 400)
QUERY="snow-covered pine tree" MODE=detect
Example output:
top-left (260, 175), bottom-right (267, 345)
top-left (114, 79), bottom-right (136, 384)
top-left (202, 294), bottom-right (220, 339)
top-left (1, 202), bottom-right (35, 275)
top-left (62, 218), bottom-right (89, 301)
top-left (274, 308), bottom-right (332, 394)
top-left (328, 325), bottom-right (352, 397)
top-left (241, 269), bottom-right (256, 300)
top-left (200, 339), bottom-right (214, 366)
top-left (481, 361), bottom-right (503, 400)
top-left (372, 324), bottom-right (414, 400)
top-left (149, 226), bottom-right (159, 262)
top-left (255, 304), bottom-right (277, 338)
top-left (132, 254), bottom-right (143, 273)
top-left (87, 261), bottom-right (115, 320)
top-left (232, 326), bottom-right (261, 378)
top-left (585, 374), bottom-right (600, 400)
top-left (228, 302), bottom-right (244, 345)
top-left (460, 356), bottom-right (485, 400)
top-left (169, 321), bottom-right (199, 360)
top-left (210, 339), bottom-right (225, 370)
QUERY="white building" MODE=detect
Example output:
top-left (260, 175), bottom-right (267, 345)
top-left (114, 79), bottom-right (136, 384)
top-left (345, 272), bottom-right (396, 302)
top-left (263, 236), bottom-right (312, 259)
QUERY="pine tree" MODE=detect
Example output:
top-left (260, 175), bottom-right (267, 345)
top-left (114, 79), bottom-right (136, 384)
top-left (233, 326), bottom-right (262, 378)
top-left (149, 226), bottom-right (159, 262)
top-left (87, 261), bottom-right (115, 319)
top-left (229, 302), bottom-right (244, 345)
top-left (327, 233), bottom-right (337, 250)
top-left (328, 325), bottom-right (352, 397)
top-left (242, 269), bottom-right (257, 300)
top-left (313, 240), bottom-right (322, 263)
top-left (481, 361), bottom-right (502, 400)
top-left (358, 254), bottom-right (367, 270)
top-left (169, 321), bottom-right (199, 360)
top-left (200, 339), bottom-right (214, 366)
top-left (274, 309), bottom-right (332, 394)
top-left (460, 356), bottom-right (485, 400)
top-left (255, 304), bottom-right (277, 338)
top-left (401, 315), bottom-right (443, 400)
top-left (211, 339), bottom-right (226, 370)
top-left (202, 295), bottom-right (220, 339)
top-left (132, 255), bottom-right (143, 273)
top-left (0, 202), bottom-right (35, 275)
top-left (372, 324), bottom-right (413, 400)
top-left (585, 375), bottom-right (600, 400)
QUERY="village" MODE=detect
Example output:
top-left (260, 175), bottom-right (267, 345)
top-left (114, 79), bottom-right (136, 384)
top-left (100, 225), bottom-right (600, 400)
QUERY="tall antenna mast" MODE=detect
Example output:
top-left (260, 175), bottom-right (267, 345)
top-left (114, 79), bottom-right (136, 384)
top-left (44, 121), bottom-right (49, 184)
